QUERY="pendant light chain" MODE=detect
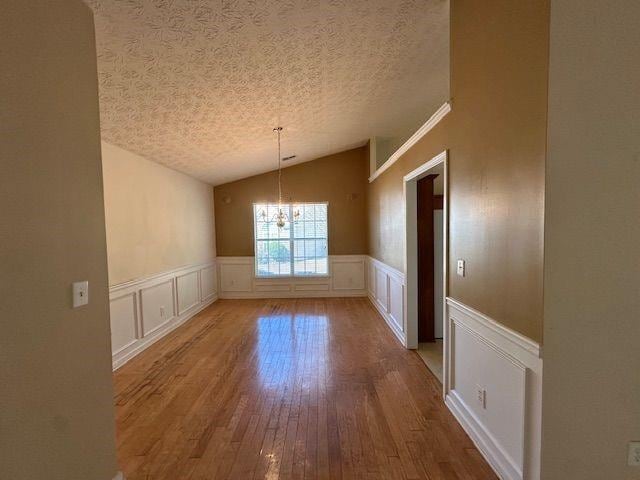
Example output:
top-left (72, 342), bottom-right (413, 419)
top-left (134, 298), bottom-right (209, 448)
top-left (270, 126), bottom-right (298, 228)
top-left (276, 126), bottom-right (282, 206)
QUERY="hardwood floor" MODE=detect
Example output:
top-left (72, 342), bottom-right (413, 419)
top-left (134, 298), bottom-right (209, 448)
top-left (114, 298), bottom-right (497, 480)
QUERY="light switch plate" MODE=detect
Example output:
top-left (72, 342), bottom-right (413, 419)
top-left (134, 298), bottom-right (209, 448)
top-left (457, 259), bottom-right (465, 277)
top-left (72, 281), bottom-right (89, 308)
top-left (628, 442), bottom-right (640, 466)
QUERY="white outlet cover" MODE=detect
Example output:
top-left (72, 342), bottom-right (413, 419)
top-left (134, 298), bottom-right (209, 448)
top-left (72, 281), bottom-right (89, 308)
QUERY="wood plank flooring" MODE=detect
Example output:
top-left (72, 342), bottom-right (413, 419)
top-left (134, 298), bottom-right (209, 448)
top-left (114, 298), bottom-right (497, 480)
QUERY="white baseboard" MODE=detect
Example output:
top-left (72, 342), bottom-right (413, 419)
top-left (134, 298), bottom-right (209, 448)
top-left (217, 255), bottom-right (368, 299)
top-left (365, 256), bottom-right (406, 346)
top-left (368, 292), bottom-right (406, 346)
top-left (445, 298), bottom-right (542, 480)
top-left (109, 261), bottom-right (218, 370)
top-left (446, 391), bottom-right (521, 480)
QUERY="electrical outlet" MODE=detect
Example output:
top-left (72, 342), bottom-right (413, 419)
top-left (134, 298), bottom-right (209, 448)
top-left (476, 385), bottom-right (487, 409)
top-left (160, 306), bottom-right (165, 318)
top-left (457, 259), bottom-right (465, 277)
top-left (628, 442), bottom-right (640, 466)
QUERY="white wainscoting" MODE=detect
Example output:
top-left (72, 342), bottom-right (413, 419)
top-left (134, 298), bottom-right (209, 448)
top-left (366, 257), bottom-right (406, 346)
top-left (109, 261), bottom-right (218, 370)
top-left (445, 298), bottom-right (542, 480)
top-left (217, 255), bottom-right (367, 299)
top-left (364, 256), bottom-right (542, 479)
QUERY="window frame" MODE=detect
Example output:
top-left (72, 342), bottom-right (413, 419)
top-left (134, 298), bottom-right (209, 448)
top-left (253, 202), bottom-right (329, 279)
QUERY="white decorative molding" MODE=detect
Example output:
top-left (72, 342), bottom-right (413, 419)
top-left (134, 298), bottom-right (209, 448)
top-left (403, 149), bottom-right (448, 350)
top-left (139, 279), bottom-right (175, 337)
top-left (447, 298), bottom-right (541, 358)
top-left (217, 255), bottom-right (367, 299)
top-left (368, 102), bottom-right (452, 183)
top-left (109, 261), bottom-right (218, 370)
top-left (444, 298), bottom-right (542, 480)
top-left (366, 256), bottom-right (406, 346)
top-left (176, 270), bottom-right (200, 315)
top-left (199, 264), bottom-right (217, 301)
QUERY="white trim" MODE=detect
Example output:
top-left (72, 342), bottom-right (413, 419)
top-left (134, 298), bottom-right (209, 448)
top-left (112, 472), bottom-right (125, 480)
top-left (444, 297), bottom-right (542, 480)
top-left (403, 150), bottom-right (448, 395)
top-left (217, 255), bottom-right (367, 299)
top-left (109, 261), bottom-right (218, 370)
top-left (368, 286), bottom-right (406, 346)
top-left (368, 102), bottom-right (451, 182)
top-left (365, 256), bottom-right (407, 346)
top-left (368, 136), bottom-right (377, 177)
top-left (446, 391), bottom-right (522, 480)
top-left (403, 150), bottom-right (448, 184)
top-left (446, 297), bottom-right (541, 358)
top-left (367, 256), bottom-right (405, 283)
top-left (112, 295), bottom-right (216, 370)
top-left (110, 261), bottom-right (215, 294)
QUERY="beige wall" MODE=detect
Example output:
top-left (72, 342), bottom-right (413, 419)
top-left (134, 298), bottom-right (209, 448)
top-left (215, 147), bottom-right (369, 256)
top-left (0, 1), bottom-right (118, 479)
top-left (367, 0), bottom-right (549, 342)
top-left (541, 1), bottom-right (640, 478)
top-left (102, 142), bottom-right (216, 285)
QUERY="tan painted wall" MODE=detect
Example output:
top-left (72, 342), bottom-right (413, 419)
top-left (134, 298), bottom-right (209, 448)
top-left (368, 0), bottom-right (549, 342)
top-left (541, 1), bottom-right (640, 478)
top-left (0, 1), bottom-right (119, 479)
top-left (102, 142), bottom-right (216, 285)
top-left (215, 147), bottom-right (368, 256)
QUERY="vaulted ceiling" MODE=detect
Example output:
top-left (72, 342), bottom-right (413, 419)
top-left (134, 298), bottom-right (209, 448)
top-left (88, 0), bottom-right (449, 185)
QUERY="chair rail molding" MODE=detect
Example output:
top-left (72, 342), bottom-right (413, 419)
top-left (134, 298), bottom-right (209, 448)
top-left (217, 255), bottom-right (367, 299)
top-left (109, 260), bottom-right (218, 370)
top-left (444, 297), bottom-right (542, 480)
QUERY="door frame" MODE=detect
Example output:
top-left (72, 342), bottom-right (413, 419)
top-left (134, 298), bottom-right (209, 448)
top-left (403, 150), bottom-right (449, 393)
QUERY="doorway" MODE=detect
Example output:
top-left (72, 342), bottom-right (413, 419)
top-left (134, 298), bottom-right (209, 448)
top-left (404, 151), bottom-right (448, 391)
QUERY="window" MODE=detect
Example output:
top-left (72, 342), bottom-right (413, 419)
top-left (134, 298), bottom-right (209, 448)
top-left (254, 203), bottom-right (328, 277)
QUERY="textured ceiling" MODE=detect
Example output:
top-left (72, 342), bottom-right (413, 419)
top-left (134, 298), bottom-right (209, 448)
top-left (88, 0), bottom-right (449, 185)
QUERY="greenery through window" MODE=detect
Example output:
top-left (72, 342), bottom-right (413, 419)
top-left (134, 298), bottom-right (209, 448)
top-left (254, 203), bottom-right (328, 277)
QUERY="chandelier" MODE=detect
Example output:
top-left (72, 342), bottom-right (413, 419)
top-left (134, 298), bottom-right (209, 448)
top-left (258, 127), bottom-right (300, 228)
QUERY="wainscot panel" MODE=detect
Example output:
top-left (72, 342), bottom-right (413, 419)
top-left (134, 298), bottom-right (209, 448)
top-left (217, 255), bottom-right (367, 299)
top-left (109, 261), bottom-right (218, 370)
top-left (364, 257), bottom-right (542, 480)
top-left (445, 298), bottom-right (542, 480)
top-left (366, 257), bottom-right (406, 346)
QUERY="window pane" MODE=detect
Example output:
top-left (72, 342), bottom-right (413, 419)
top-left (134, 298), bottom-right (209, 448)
top-left (273, 240), bottom-right (291, 275)
top-left (315, 239), bottom-right (328, 274)
top-left (316, 220), bottom-right (327, 237)
top-left (254, 203), bottom-right (292, 276)
top-left (292, 203), bottom-right (328, 276)
top-left (255, 202), bottom-right (327, 277)
top-left (315, 203), bottom-right (327, 217)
